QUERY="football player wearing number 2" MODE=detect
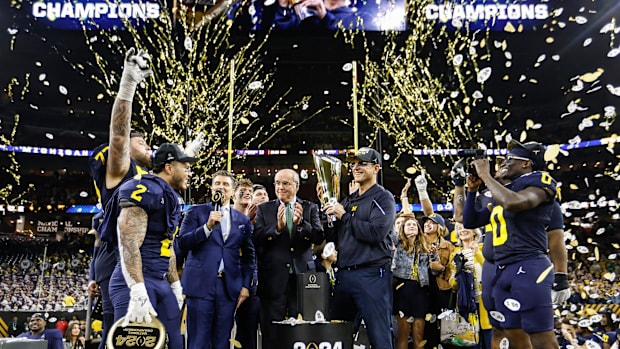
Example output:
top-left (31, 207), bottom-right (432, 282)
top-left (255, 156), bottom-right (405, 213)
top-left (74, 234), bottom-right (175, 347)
top-left (464, 140), bottom-right (559, 349)
top-left (108, 143), bottom-right (197, 349)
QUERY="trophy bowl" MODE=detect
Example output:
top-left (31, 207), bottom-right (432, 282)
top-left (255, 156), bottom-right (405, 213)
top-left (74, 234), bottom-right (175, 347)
top-left (313, 153), bottom-right (342, 226)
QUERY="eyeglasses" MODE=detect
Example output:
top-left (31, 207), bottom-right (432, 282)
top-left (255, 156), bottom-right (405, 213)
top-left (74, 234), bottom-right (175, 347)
top-left (274, 180), bottom-right (297, 187)
top-left (505, 155), bottom-right (531, 162)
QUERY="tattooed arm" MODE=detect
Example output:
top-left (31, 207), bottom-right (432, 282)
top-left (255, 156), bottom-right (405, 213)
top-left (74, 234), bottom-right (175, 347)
top-left (118, 205), bottom-right (147, 287)
top-left (106, 48), bottom-right (152, 189)
top-left (167, 247), bottom-right (180, 284)
top-left (105, 98), bottom-right (132, 190)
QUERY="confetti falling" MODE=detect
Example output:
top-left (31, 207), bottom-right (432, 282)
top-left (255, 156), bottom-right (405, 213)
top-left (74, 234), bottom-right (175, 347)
top-left (2, 0), bottom-right (619, 239)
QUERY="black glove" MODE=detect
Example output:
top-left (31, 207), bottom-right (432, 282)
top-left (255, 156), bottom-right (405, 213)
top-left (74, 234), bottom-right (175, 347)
top-left (451, 159), bottom-right (466, 186)
top-left (552, 273), bottom-right (570, 304)
top-left (453, 253), bottom-right (465, 274)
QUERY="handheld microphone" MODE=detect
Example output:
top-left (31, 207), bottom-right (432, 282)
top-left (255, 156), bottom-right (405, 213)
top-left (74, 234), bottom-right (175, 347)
top-left (212, 189), bottom-right (224, 230)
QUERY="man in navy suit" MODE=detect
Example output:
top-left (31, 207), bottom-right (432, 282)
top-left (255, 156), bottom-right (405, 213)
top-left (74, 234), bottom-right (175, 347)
top-left (254, 168), bottom-right (324, 349)
top-left (175, 170), bottom-right (255, 349)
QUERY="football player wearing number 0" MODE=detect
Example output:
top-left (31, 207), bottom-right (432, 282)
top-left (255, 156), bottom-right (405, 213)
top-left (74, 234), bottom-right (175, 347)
top-left (108, 143), bottom-right (197, 349)
top-left (464, 140), bottom-right (559, 349)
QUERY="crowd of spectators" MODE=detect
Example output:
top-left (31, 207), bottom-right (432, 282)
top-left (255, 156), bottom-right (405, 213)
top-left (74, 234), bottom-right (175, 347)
top-left (0, 235), bottom-right (91, 312)
top-left (0, 225), bottom-right (616, 312)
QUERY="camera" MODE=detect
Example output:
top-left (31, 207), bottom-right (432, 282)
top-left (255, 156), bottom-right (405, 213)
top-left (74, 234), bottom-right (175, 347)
top-left (457, 149), bottom-right (485, 177)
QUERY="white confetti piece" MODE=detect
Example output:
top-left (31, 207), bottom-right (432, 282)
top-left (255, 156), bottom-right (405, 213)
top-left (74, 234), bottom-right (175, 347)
top-left (477, 67), bottom-right (492, 83)
top-left (575, 16), bottom-right (588, 24)
top-left (583, 38), bottom-right (592, 47)
top-left (39, 73), bottom-right (46, 81)
top-left (607, 48), bottom-right (620, 58)
top-left (248, 81), bottom-right (262, 90)
top-left (536, 54), bottom-right (546, 63)
top-left (45, 133), bottom-right (54, 139)
top-left (452, 54), bottom-right (463, 66)
top-left (571, 80), bottom-right (584, 92)
top-left (552, 55), bottom-right (560, 61)
top-left (499, 337), bottom-right (509, 349)
top-left (184, 37), bottom-right (193, 51)
top-left (578, 118), bottom-right (593, 131)
top-left (600, 22), bottom-right (615, 33)
top-left (7, 28), bottom-right (18, 35)
top-left (576, 246), bottom-right (589, 254)
top-left (58, 85), bottom-right (68, 95)
top-left (607, 84), bottom-right (620, 96)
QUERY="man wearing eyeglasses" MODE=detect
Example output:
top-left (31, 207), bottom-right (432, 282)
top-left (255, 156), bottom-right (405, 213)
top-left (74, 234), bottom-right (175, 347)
top-left (254, 168), bottom-right (324, 349)
top-left (465, 140), bottom-right (560, 349)
top-left (17, 313), bottom-right (64, 349)
top-left (323, 147), bottom-right (396, 349)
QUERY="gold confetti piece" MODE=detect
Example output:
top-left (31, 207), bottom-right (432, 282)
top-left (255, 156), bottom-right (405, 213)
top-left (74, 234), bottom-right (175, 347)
top-left (406, 167), bottom-right (416, 175)
top-left (569, 184), bottom-right (579, 190)
top-left (580, 68), bottom-right (604, 82)
top-left (544, 144), bottom-right (560, 162)
top-left (519, 130), bottom-right (527, 142)
top-left (570, 240), bottom-right (579, 247)
top-left (504, 22), bottom-right (516, 33)
top-left (229, 339), bottom-right (242, 348)
top-left (545, 37), bottom-right (554, 44)
top-left (536, 265), bottom-right (554, 283)
top-left (418, 340), bottom-right (427, 347)
top-left (526, 119), bottom-right (534, 129)
top-left (425, 313), bottom-right (433, 321)
top-left (595, 246), bottom-right (600, 261)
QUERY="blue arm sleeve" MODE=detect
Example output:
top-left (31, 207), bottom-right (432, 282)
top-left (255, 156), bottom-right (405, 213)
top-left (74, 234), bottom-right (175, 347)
top-left (463, 191), bottom-right (491, 229)
top-left (88, 245), bottom-right (99, 281)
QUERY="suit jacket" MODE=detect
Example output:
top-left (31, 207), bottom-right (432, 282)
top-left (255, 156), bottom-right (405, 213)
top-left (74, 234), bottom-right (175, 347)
top-left (175, 203), bottom-right (255, 300)
top-left (253, 198), bottom-right (324, 300)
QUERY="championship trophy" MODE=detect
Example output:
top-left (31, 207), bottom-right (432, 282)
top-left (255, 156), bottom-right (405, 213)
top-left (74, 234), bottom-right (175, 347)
top-left (313, 153), bottom-right (342, 227)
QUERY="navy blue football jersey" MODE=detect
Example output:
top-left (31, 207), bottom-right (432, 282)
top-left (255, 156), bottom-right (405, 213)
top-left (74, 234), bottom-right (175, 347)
top-left (89, 143), bottom-right (149, 207)
top-left (490, 171), bottom-right (557, 265)
top-left (116, 174), bottom-right (184, 273)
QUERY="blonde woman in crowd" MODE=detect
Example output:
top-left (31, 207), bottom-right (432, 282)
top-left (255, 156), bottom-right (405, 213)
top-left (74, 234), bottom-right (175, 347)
top-left (448, 223), bottom-right (492, 348)
top-left (392, 215), bottom-right (431, 349)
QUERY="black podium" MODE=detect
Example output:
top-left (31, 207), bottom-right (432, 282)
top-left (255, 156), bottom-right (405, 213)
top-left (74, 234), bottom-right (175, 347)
top-left (274, 322), bottom-right (353, 349)
top-left (296, 272), bottom-right (331, 321)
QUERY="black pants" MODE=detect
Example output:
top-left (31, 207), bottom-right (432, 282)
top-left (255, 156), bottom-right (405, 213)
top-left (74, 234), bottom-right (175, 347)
top-left (259, 273), bottom-right (298, 349)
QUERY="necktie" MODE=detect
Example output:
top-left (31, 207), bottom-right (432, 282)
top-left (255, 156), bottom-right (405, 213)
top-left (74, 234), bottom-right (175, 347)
top-left (286, 202), bottom-right (294, 235)
top-left (221, 206), bottom-right (229, 241)
top-left (218, 207), bottom-right (229, 274)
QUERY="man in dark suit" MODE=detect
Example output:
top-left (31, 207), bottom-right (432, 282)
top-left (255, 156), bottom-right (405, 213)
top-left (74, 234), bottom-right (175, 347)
top-left (175, 170), bottom-right (255, 349)
top-left (254, 168), bottom-right (324, 349)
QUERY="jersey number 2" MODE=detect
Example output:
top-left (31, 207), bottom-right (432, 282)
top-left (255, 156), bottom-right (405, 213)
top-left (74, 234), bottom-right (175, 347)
top-left (130, 184), bottom-right (147, 202)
